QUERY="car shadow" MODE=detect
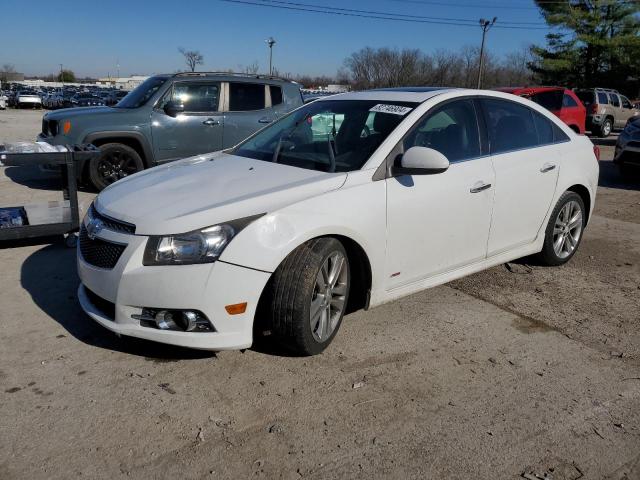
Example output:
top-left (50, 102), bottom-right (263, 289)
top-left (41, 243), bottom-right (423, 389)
top-left (598, 160), bottom-right (640, 191)
top-left (589, 136), bottom-right (618, 147)
top-left (4, 165), bottom-right (95, 193)
top-left (20, 243), bottom-right (214, 361)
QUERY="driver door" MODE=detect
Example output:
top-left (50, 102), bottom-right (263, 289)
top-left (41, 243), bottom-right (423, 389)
top-left (150, 81), bottom-right (224, 163)
top-left (385, 99), bottom-right (494, 290)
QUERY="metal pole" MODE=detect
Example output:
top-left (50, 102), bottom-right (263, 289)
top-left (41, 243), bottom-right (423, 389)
top-left (266, 37), bottom-right (276, 75)
top-left (59, 63), bottom-right (64, 87)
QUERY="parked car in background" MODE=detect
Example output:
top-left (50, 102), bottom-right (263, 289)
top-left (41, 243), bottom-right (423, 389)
top-left (0, 93), bottom-right (7, 110)
top-left (496, 87), bottom-right (586, 134)
top-left (70, 94), bottom-right (106, 107)
top-left (614, 116), bottom-right (640, 177)
top-left (15, 90), bottom-right (43, 109)
top-left (76, 88), bottom-right (598, 354)
top-left (574, 88), bottom-right (639, 137)
top-left (39, 72), bottom-right (304, 190)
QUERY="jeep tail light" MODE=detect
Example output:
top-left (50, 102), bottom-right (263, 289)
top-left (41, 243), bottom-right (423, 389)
top-left (590, 104), bottom-right (597, 114)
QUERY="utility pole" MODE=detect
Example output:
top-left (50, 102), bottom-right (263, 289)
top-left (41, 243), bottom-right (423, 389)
top-left (266, 37), bottom-right (276, 75)
top-left (477, 17), bottom-right (497, 89)
top-left (59, 63), bottom-right (64, 87)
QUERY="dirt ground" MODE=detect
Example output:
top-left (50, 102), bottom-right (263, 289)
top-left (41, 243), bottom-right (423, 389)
top-left (1, 110), bottom-right (639, 480)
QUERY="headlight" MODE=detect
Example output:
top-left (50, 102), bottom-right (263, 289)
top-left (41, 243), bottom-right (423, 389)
top-left (142, 214), bottom-right (263, 266)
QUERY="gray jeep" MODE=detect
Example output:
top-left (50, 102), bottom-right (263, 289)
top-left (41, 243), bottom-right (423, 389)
top-left (39, 73), bottom-right (304, 190)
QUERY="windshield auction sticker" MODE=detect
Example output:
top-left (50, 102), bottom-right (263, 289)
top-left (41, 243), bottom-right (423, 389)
top-left (369, 104), bottom-right (413, 116)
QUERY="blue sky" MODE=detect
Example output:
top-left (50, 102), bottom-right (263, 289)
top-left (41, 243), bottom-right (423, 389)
top-left (1, 0), bottom-right (551, 78)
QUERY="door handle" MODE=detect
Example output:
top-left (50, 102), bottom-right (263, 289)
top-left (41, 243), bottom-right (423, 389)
top-left (258, 117), bottom-right (272, 124)
top-left (470, 182), bottom-right (492, 193)
top-left (202, 118), bottom-right (220, 126)
top-left (540, 163), bottom-right (556, 173)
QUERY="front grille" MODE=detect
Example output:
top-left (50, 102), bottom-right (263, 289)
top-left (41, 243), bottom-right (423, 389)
top-left (90, 204), bottom-right (136, 234)
top-left (84, 287), bottom-right (115, 320)
top-left (79, 225), bottom-right (127, 269)
top-left (41, 119), bottom-right (58, 137)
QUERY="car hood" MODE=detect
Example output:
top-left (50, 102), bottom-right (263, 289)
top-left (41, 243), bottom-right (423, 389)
top-left (95, 152), bottom-right (347, 235)
top-left (45, 106), bottom-right (117, 119)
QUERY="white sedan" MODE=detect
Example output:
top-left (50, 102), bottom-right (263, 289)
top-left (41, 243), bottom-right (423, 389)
top-left (77, 88), bottom-right (599, 355)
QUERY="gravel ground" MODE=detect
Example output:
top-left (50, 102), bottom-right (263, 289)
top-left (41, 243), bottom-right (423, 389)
top-left (1, 109), bottom-right (639, 480)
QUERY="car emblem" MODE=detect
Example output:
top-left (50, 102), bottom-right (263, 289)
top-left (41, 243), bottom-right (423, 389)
top-left (86, 218), bottom-right (104, 240)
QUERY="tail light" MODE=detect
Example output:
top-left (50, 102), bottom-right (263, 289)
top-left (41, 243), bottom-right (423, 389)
top-left (593, 145), bottom-right (600, 161)
top-left (590, 104), bottom-right (598, 114)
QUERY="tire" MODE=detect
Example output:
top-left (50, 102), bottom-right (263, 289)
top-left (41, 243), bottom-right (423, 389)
top-left (536, 191), bottom-right (586, 266)
top-left (88, 143), bottom-right (144, 191)
top-left (268, 237), bottom-right (350, 356)
top-left (595, 118), bottom-right (612, 138)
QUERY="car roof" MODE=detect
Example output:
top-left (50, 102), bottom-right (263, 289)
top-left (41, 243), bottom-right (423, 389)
top-left (316, 87), bottom-right (462, 103)
top-left (496, 86), bottom-right (565, 95)
top-left (164, 72), bottom-right (300, 85)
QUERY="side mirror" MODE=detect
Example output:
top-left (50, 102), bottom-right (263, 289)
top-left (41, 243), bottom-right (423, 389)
top-left (392, 146), bottom-right (450, 176)
top-left (164, 100), bottom-right (185, 118)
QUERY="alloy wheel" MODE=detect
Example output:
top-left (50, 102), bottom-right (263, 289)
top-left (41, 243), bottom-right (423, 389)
top-left (310, 251), bottom-right (348, 342)
top-left (97, 150), bottom-right (139, 184)
top-left (552, 200), bottom-right (583, 259)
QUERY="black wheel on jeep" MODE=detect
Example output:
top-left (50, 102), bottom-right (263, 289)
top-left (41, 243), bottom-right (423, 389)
top-left (594, 118), bottom-right (612, 138)
top-left (89, 143), bottom-right (144, 191)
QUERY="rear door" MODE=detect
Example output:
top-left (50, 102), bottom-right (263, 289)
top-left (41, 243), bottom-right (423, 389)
top-left (609, 93), bottom-right (625, 128)
top-left (222, 82), bottom-right (278, 147)
top-left (480, 98), bottom-right (561, 255)
top-left (150, 80), bottom-right (223, 163)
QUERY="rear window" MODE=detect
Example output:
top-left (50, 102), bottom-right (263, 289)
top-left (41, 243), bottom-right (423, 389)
top-left (270, 85), bottom-right (283, 106)
top-left (576, 90), bottom-right (594, 105)
top-left (529, 90), bottom-right (563, 111)
top-left (229, 82), bottom-right (265, 111)
top-left (597, 92), bottom-right (609, 104)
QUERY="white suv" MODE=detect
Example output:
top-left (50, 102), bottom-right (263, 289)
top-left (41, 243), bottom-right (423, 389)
top-left (78, 88), bottom-right (599, 355)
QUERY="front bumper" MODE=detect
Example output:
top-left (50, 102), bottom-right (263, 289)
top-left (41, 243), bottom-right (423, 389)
top-left (77, 220), bottom-right (271, 350)
top-left (614, 131), bottom-right (640, 166)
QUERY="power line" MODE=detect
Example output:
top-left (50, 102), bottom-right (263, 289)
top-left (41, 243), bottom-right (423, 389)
top-left (257, 0), bottom-right (548, 25)
top-left (384, 0), bottom-right (639, 10)
top-left (218, 0), bottom-right (552, 29)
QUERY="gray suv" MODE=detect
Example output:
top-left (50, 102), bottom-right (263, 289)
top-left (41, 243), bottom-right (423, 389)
top-left (575, 87), bottom-right (639, 137)
top-left (39, 73), bottom-right (304, 190)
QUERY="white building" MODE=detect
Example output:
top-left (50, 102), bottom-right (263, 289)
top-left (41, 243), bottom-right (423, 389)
top-left (96, 75), bottom-right (149, 90)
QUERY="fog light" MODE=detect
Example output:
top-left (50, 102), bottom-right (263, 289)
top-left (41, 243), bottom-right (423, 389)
top-left (132, 308), bottom-right (214, 332)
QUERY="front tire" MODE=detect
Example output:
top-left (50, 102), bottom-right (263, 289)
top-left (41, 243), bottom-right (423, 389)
top-left (536, 191), bottom-right (586, 266)
top-left (268, 238), bottom-right (350, 356)
top-left (88, 143), bottom-right (144, 191)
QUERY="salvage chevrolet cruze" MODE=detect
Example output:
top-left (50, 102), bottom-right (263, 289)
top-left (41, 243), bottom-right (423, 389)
top-left (77, 88), bottom-right (599, 355)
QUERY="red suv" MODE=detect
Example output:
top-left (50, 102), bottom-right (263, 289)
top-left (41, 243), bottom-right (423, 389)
top-left (496, 87), bottom-right (586, 134)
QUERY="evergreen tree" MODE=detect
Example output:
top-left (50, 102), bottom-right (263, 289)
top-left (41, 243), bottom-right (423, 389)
top-left (531, 0), bottom-right (640, 96)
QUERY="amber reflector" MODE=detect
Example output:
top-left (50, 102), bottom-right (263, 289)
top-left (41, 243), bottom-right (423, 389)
top-left (225, 303), bottom-right (247, 315)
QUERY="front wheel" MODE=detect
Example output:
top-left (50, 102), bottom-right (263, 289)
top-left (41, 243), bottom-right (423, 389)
top-left (268, 238), bottom-right (350, 356)
top-left (88, 143), bottom-right (144, 191)
top-left (536, 191), bottom-right (586, 266)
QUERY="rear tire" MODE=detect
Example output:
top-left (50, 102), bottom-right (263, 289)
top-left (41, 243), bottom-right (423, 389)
top-left (536, 191), bottom-right (586, 266)
top-left (267, 238), bottom-right (350, 356)
top-left (594, 118), bottom-right (612, 138)
top-left (88, 143), bottom-right (144, 191)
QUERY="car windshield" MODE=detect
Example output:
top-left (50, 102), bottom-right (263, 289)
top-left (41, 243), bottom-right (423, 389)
top-left (233, 99), bottom-right (417, 172)
top-left (115, 76), bottom-right (168, 109)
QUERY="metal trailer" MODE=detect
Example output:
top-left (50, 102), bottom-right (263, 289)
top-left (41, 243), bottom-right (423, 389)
top-left (0, 145), bottom-right (99, 245)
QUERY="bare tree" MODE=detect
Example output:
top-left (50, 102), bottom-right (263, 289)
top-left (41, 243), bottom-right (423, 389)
top-left (2, 63), bottom-right (16, 73)
top-left (178, 47), bottom-right (204, 72)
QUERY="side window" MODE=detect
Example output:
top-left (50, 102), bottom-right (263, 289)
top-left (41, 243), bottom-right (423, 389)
top-left (482, 98), bottom-right (538, 154)
top-left (403, 99), bottom-right (480, 162)
top-left (269, 85), bottom-right (283, 106)
top-left (170, 82), bottom-right (220, 113)
top-left (621, 96), bottom-right (632, 109)
top-left (229, 82), bottom-right (266, 111)
top-left (610, 94), bottom-right (620, 108)
top-left (533, 111), bottom-right (554, 145)
top-left (562, 93), bottom-right (578, 108)
top-left (597, 92), bottom-right (609, 104)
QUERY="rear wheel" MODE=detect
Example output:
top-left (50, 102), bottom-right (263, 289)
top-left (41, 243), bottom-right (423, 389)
top-left (268, 238), bottom-right (350, 356)
top-left (88, 143), bottom-right (144, 191)
top-left (595, 118), bottom-right (612, 137)
top-left (536, 191), bottom-right (586, 266)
